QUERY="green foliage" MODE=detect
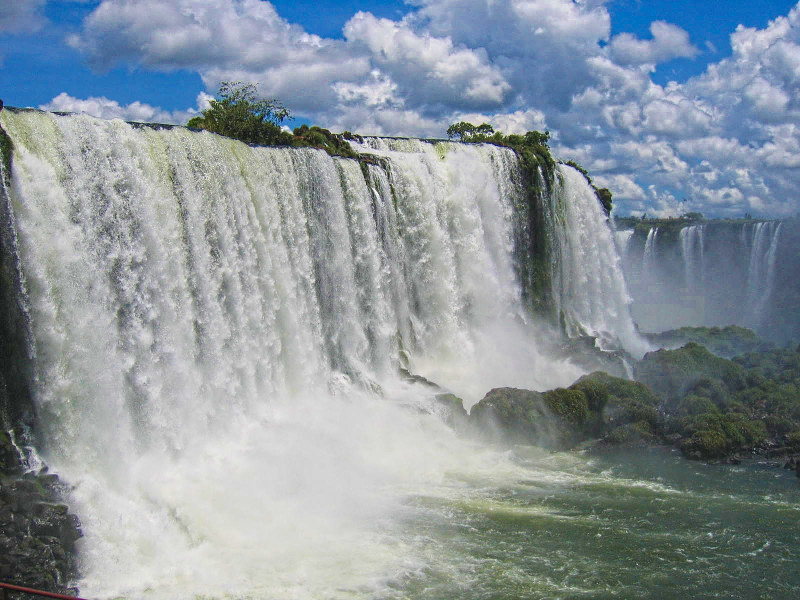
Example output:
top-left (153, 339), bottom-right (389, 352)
top-left (569, 376), bottom-right (609, 413)
top-left (573, 371), bottom-right (659, 407)
top-left (681, 429), bottom-right (729, 458)
top-left (542, 388), bottom-right (590, 425)
top-left (569, 372), bottom-right (659, 440)
top-left (292, 124), bottom-right (358, 158)
top-left (186, 81), bottom-right (294, 146)
top-left (186, 82), bottom-right (357, 158)
top-left (679, 412), bottom-right (766, 457)
top-left (445, 121), bottom-right (554, 173)
top-left (645, 326), bottom-right (765, 359)
top-left (605, 421), bottom-right (655, 444)
top-left (787, 430), bottom-right (800, 449)
top-left (634, 343), bottom-right (747, 408)
top-left (596, 188), bottom-right (613, 215)
top-left (676, 395), bottom-right (720, 418)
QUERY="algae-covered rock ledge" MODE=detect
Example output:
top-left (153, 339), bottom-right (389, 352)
top-left (464, 334), bottom-right (800, 474)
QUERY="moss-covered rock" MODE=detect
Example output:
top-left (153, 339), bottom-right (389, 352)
top-left (433, 393), bottom-right (468, 428)
top-left (542, 388), bottom-right (590, 425)
top-left (604, 420), bottom-right (656, 445)
top-left (644, 326), bottom-right (766, 359)
top-left (570, 371), bottom-right (659, 440)
top-left (469, 387), bottom-right (588, 448)
top-left (634, 343), bottom-right (746, 409)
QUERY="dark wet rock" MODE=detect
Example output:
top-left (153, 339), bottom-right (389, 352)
top-left (398, 366), bottom-right (441, 389)
top-left (0, 431), bottom-right (81, 594)
top-left (433, 393), bottom-right (468, 428)
top-left (0, 469), bottom-right (82, 594)
top-left (555, 335), bottom-right (630, 379)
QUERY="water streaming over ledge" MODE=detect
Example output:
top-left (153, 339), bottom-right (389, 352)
top-left (0, 111), bottom-right (648, 598)
top-left (617, 219), bottom-right (793, 338)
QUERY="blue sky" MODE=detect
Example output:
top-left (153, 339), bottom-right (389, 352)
top-left (2, 0), bottom-right (800, 218)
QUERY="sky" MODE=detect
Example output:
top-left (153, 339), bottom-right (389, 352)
top-left (2, 1), bottom-right (800, 218)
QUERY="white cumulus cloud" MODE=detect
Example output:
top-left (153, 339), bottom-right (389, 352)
top-left (56, 0), bottom-right (800, 216)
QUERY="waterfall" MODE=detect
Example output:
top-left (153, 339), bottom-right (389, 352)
top-left (614, 228), bottom-right (634, 255)
top-left (679, 225), bottom-right (705, 293)
top-left (618, 218), bottom-right (793, 339)
top-left (745, 221), bottom-right (783, 327)
top-left (3, 110), bottom-right (638, 598)
top-left (642, 226), bottom-right (659, 272)
top-left (550, 166), bottom-right (649, 357)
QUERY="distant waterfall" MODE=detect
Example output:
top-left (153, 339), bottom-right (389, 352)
top-left (642, 226), bottom-right (659, 272)
top-left (618, 218), bottom-right (792, 339)
top-left (679, 225), bottom-right (704, 293)
top-left (745, 222), bottom-right (783, 327)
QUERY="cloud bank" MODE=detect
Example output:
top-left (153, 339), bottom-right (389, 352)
top-left (47, 0), bottom-right (800, 217)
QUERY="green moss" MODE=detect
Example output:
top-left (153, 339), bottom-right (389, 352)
top-left (787, 430), bottom-right (800, 449)
top-left (604, 421), bottom-right (655, 445)
top-left (635, 343), bottom-right (747, 408)
top-left (677, 411), bottom-right (766, 458)
top-left (0, 121), bottom-right (13, 186)
top-left (542, 388), bottom-right (590, 425)
top-left (572, 371), bottom-right (659, 406)
top-left (681, 429), bottom-right (729, 458)
top-left (676, 395), bottom-right (720, 418)
top-left (568, 376), bottom-right (609, 412)
top-left (645, 326), bottom-right (765, 359)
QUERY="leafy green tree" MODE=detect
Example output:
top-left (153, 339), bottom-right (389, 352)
top-left (187, 81), bottom-right (294, 146)
top-left (446, 121), bottom-right (477, 141)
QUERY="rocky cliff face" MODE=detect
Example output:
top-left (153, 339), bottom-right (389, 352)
top-left (0, 435), bottom-right (82, 594)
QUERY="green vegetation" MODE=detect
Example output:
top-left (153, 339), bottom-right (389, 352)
top-left (0, 121), bottom-right (12, 186)
top-left (570, 371), bottom-right (660, 441)
top-left (644, 326), bottom-right (767, 359)
top-left (187, 81), bottom-right (293, 146)
top-left (469, 342), bottom-right (800, 462)
top-left (446, 121), bottom-right (555, 176)
top-left (445, 122), bottom-right (614, 215)
top-left (469, 372), bottom-right (660, 449)
top-left (634, 343), bottom-right (800, 459)
top-left (187, 81), bottom-right (356, 157)
top-left (291, 124), bottom-right (358, 158)
top-left (634, 343), bottom-right (746, 409)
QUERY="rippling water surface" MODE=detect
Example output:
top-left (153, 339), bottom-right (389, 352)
top-left (384, 446), bottom-right (800, 599)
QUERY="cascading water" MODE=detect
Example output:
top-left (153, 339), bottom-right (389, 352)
top-left (617, 218), bottom-right (792, 339)
top-left (1, 110), bottom-right (617, 598)
top-left (745, 221), bottom-right (783, 327)
top-left (679, 225), bottom-right (705, 293)
top-left (550, 166), bottom-right (649, 357)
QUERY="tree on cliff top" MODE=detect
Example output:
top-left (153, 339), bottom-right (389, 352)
top-left (187, 81), bottom-right (294, 146)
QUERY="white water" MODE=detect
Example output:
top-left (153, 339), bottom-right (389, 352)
top-left (618, 219), bottom-right (786, 336)
top-left (745, 222), bottom-right (783, 327)
top-left (1, 112), bottom-right (640, 598)
top-left (679, 225), bottom-right (705, 293)
top-left (552, 166), bottom-right (649, 357)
